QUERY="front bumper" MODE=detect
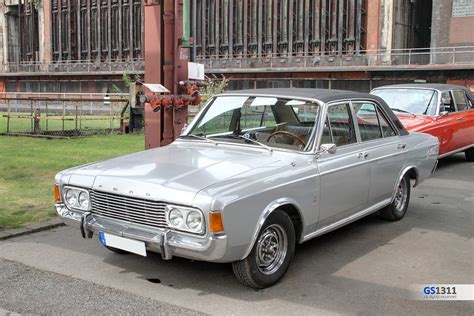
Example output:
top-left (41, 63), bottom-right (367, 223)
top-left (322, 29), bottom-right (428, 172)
top-left (56, 205), bottom-right (228, 262)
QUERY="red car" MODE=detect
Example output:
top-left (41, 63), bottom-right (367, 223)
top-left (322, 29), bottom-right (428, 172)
top-left (371, 84), bottom-right (474, 161)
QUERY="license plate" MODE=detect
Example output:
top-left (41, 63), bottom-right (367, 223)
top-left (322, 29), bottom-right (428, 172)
top-left (99, 231), bottom-right (147, 257)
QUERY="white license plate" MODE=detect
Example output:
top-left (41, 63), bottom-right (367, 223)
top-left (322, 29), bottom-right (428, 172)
top-left (99, 231), bottom-right (147, 257)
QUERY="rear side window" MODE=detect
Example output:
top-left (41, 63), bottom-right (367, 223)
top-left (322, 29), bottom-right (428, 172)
top-left (326, 103), bottom-right (357, 146)
top-left (352, 102), bottom-right (397, 141)
top-left (453, 90), bottom-right (469, 111)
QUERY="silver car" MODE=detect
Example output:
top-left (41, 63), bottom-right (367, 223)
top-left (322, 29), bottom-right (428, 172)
top-left (55, 89), bottom-right (439, 289)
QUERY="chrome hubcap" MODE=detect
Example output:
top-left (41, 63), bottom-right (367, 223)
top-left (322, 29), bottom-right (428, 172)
top-left (256, 224), bottom-right (288, 275)
top-left (394, 180), bottom-right (407, 212)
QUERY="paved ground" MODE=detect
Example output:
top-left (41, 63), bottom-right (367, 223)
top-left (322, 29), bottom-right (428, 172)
top-left (0, 154), bottom-right (472, 315)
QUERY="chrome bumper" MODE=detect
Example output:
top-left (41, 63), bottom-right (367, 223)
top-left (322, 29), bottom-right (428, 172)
top-left (56, 204), bottom-right (228, 262)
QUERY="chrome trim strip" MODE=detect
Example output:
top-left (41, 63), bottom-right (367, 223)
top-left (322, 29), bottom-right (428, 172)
top-left (438, 144), bottom-right (473, 158)
top-left (302, 198), bottom-right (391, 242)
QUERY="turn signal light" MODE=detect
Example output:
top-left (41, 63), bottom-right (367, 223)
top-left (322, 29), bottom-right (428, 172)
top-left (209, 212), bottom-right (224, 233)
top-left (54, 185), bottom-right (60, 203)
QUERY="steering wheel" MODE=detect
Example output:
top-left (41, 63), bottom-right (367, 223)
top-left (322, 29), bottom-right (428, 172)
top-left (267, 131), bottom-right (306, 146)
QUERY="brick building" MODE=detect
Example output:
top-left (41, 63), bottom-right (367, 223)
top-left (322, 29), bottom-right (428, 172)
top-left (0, 0), bottom-right (473, 94)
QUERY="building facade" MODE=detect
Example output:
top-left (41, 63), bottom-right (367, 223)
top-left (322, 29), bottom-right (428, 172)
top-left (0, 0), bottom-right (144, 93)
top-left (0, 0), bottom-right (473, 94)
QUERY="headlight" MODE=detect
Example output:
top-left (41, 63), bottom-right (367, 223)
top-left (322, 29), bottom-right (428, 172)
top-left (169, 209), bottom-right (184, 227)
top-left (63, 187), bottom-right (90, 211)
top-left (186, 211), bottom-right (203, 232)
top-left (166, 206), bottom-right (204, 234)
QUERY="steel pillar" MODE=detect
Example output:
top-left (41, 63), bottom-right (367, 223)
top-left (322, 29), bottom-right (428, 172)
top-left (144, 0), bottom-right (162, 149)
top-left (144, 0), bottom-right (189, 149)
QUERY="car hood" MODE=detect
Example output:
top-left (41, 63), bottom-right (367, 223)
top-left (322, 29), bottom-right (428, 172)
top-left (395, 113), bottom-right (435, 132)
top-left (58, 141), bottom-right (284, 205)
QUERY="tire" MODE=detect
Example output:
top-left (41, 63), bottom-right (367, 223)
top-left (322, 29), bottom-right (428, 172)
top-left (465, 148), bottom-right (474, 162)
top-left (232, 210), bottom-right (296, 289)
top-left (104, 246), bottom-right (128, 255)
top-left (378, 174), bottom-right (411, 221)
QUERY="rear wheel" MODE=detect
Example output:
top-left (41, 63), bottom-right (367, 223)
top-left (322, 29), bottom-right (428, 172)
top-left (465, 148), bottom-right (474, 162)
top-left (232, 210), bottom-right (295, 289)
top-left (378, 175), bottom-right (410, 221)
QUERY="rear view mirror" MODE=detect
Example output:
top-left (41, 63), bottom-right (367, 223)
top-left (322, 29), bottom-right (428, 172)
top-left (320, 143), bottom-right (337, 154)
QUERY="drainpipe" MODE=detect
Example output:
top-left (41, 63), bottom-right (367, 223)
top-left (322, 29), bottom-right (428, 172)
top-left (182, 0), bottom-right (191, 48)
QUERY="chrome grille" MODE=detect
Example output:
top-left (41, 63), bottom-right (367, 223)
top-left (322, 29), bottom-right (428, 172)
top-left (90, 190), bottom-right (168, 229)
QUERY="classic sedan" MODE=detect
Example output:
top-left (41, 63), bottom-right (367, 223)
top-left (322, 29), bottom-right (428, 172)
top-left (55, 89), bottom-right (439, 289)
top-left (371, 84), bottom-right (474, 161)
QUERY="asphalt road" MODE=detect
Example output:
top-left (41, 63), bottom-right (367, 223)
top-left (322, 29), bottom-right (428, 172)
top-left (0, 154), bottom-right (473, 315)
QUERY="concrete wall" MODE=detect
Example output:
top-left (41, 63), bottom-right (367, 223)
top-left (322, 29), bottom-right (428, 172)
top-left (432, 0), bottom-right (474, 47)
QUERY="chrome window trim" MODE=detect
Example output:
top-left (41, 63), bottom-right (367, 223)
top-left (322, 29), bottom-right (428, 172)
top-left (183, 93), bottom-right (324, 154)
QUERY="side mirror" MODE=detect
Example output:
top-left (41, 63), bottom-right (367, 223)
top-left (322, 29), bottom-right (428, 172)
top-left (320, 143), bottom-right (337, 155)
top-left (439, 111), bottom-right (449, 117)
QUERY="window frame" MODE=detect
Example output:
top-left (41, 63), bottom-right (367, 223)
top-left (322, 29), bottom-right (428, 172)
top-left (351, 100), bottom-right (399, 142)
top-left (452, 90), bottom-right (469, 112)
top-left (322, 101), bottom-right (359, 148)
top-left (184, 94), bottom-right (323, 154)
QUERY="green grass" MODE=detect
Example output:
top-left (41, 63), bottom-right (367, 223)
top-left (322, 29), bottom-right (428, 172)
top-left (0, 133), bottom-right (145, 229)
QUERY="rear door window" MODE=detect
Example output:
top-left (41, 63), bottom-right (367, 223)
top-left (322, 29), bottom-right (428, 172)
top-left (453, 90), bottom-right (469, 111)
top-left (352, 102), bottom-right (397, 141)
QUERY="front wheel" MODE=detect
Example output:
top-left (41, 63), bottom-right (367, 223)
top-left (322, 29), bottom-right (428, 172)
top-left (232, 210), bottom-right (295, 289)
top-left (378, 174), bottom-right (411, 221)
top-left (465, 147), bottom-right (474, 162)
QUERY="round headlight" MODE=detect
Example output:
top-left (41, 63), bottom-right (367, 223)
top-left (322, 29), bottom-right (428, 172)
top-left (65, 189), bottom-right (78, 206)
top-left (169, 209), bottom-right (184, 227)
top-left (186, 211), bottom-right (203, 231)
top-left (78, 192), bottom-right (89, 209)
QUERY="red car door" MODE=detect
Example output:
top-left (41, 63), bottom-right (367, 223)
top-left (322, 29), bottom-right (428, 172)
top-left (452, 90), bottom-right (474, 150)
top-left (434, 91), bottom-right (466, 156)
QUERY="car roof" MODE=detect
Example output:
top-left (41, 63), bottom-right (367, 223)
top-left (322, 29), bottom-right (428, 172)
top-left (373, 83), bottom-right (471, 93)
top-left (219, 88), bottom-right (375, 103)
top-left (217, 88), bottom-right (409, 136)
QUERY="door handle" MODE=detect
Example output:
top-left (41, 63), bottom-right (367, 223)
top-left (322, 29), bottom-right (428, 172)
top-left (456, 117), bottom-right (464, 121)
top-left (358, 152), bottom-right (369, 159)
top-left (397, 143), bottom-right (407, 149)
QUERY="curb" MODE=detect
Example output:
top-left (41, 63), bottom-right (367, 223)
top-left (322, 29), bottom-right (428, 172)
top-left (0, 218), bottom-right (65, 241)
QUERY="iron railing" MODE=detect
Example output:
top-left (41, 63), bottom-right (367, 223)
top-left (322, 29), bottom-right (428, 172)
top-left (0, 59), bottom-right (145, 74)
top-left (195, 46), bottom-right (474, 71)
top-left (0, 92), bottom-right (130, 137)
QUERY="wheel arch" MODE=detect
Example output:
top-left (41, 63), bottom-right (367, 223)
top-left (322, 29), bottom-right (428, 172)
top-left (241, 198), bottom-right (305, 260)
top-left (392, 166), bottom-right (419, 202)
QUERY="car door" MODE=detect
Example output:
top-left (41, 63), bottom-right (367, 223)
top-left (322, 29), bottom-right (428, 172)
top-left (351, 101), bottom-right (406, 204)
top-left (316, 102), bottom-right (370, 228)
top-left (452, 90), bottom-right (474, 149)
top-left (435, 90), bottom-right (465, 155)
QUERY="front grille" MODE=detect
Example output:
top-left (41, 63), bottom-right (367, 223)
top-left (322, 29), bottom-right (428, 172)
top-left (90, 190), bottom-right (168, 229)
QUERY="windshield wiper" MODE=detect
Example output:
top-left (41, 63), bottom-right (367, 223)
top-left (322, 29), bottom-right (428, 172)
top-left (391, 108), bottom-right (411, 114)
top-left (180, 134), bottom-right (218, 145)
top-left (209, 134), bottom-right (273, 152)
top-left (237, 135), bottom-right (273, 152)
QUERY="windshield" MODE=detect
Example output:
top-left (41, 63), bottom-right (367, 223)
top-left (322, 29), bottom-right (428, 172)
top-left (184, 96), bottom-right (320, 151)
top-left (372, 88), bottom-right (438, 115)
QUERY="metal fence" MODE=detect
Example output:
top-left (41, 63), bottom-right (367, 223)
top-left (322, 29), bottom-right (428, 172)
top-left (0, 93), bottom-right (130, 137)
top-left (196, 46), bottom-right (474, 71)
